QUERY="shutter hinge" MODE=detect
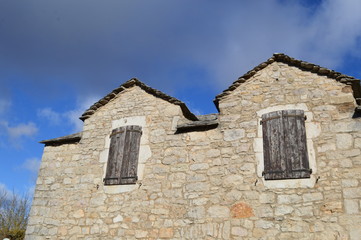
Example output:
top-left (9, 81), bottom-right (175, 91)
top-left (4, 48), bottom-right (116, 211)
top-left (304, 115), bottom-right (307, 121)
top-left (262, 171), bottom-right (265, 176)
top-left (260, 120), bottom-right (263, 125)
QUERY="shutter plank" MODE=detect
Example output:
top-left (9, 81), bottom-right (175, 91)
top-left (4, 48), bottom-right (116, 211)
top-left (262, 111), bottom-right (286, 180)
top-left (105, 127), bottom-right (126, 185)
top-left (120, 125), bottom-right (142, 184)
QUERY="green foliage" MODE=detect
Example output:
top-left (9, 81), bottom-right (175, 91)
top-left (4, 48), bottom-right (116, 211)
top-left (0, 189), bottom-right (30, 240)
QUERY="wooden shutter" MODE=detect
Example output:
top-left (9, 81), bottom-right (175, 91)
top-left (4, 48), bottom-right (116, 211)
top-left (120, 125), bottom-right (142, 184)
top-left (104, 125), bottom-right (142, 185)
top-left (262, 110), bottom-right (310, 180)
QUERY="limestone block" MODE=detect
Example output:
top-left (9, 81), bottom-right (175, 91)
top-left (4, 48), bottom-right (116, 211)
top-left (223, 129), bottom-right (245, 141)
top-left (259, 193), bottom-right (275, 204)
top-left (317, 143), bottom-right (336, 153)
top-left (355, 138), bottom-right (361, 149)
top-left (189, 163), bottom-right (209, 171)
top-left (275, 205), bottom-right (294, 216)
top-left (336, 134), bottom-right (353, 150)
top-left (341, 179), bottom-right (359, 187)
top-left (344, 199), bottom-right (359, 214)
top-left (231, 227), bottom-right (248, 237)
top-left (303, 192), bottom-right (323, 202)
top-left (72, 209), bottom-right (84, 218)
top-left (343, 188), bottom-right (361, 199)
top-left (113, 215), bottom-right (123, 223)
top-left (135, 230), bottom-right (148, 238)
top-left (277, 194), bottom-right (302, 204)
top-left (222, 175), bottom-right (243, 188)
top-left (187, 206), bottom-right (205, 219)
top-left (185, 182), bottom-right (210, 192)
top-left (207, 205), bottom-right (230, 218)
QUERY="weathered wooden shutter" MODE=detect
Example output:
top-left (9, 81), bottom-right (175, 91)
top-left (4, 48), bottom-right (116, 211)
top-left (120, 125), bottom-right (142, 184)
top-left (262, 110), bottom-right (311, 180)
top-left (104, 125), bottom-right (142, 185)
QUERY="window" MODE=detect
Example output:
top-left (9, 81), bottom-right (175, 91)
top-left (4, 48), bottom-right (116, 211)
top-left (104, 125), bottom-right (142, 185)
top-left (261, 109), bottom-right (311, 180)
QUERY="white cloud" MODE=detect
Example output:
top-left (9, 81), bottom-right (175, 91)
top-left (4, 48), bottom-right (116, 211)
top-left (7, 122), bottom-right (38, 140)
top-left (21, 158), bottom-right (41, 174)
top-left (65, 95), bottom-right (100, 132)
top-left (38, 95), bottom-right (100, 132)
top-left (37, 108), bottom-right (61, 125)
top-left (0, 121), bottom-right (38, 148)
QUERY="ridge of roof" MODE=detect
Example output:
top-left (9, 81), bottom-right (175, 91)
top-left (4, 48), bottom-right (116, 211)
top-left (80, 78), bottom-right (198, 121)
top-left (213, 53), bottom-right (361, 111)
top-left (40, 132), bottom-right (82, 145)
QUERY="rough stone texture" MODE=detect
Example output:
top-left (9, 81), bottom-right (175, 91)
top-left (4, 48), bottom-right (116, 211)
top-left (26, 61), bottom-right (361, 240)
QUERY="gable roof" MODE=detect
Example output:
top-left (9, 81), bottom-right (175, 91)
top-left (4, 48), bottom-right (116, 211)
top-left (80, 78), bottom-right (198, 121)
top-left (214, 53), bottom-right (361, 112)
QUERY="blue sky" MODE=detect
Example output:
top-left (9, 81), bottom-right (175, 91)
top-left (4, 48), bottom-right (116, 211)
top-left (1, 0), bottom-right (361, 196)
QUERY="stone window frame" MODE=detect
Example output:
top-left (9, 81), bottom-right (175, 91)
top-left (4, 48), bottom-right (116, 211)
top-left (99, 116), bottom-right (151, 193)
top-left (254, 104), bottom-right (318, 189)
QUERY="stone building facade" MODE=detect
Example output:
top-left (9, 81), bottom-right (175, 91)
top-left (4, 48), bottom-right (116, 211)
top-left (26, 54), bottom-right (361, 239)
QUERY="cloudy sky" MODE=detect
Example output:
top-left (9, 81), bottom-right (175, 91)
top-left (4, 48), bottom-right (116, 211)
top-left (1, 0), bottom-right (361, 195)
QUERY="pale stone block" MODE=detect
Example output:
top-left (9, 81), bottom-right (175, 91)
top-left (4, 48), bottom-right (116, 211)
top-left (206, 149), bottom-right (221, 158)
top-left (192, 198), bottom-right (208, 206)
top-left (190, 163), bottom-right (209, 171)
top-left (350, 227), bottom-right (361, 240)
top-left (259, 193), bottom-right (275, 204)
top-left (185, 182), bottom-right (210, 192)
top-left (294, 206), bottom-right (313, 217)
top-left (207, 166), bottom-right (225, 175)
top-left (207, 205), bottom-right (230, 218)
top-left (277, 194), bottom-right (302, 204)
top-left (317, 143), bottom-right (336, 153)
top-left (255, 220), bottom-right (274, 229)
top-left (113, 215), bottom-right (123, 223)
top-left (240, 163), bottom-right (255, 173)
top-left (355, 138), bottom-right (361, 148)
top-left (223, 129), bottom-right (245, 141)
top-left (222, 175), bottom-right (243, 188)
top-left (187, 206), bottom-right (205, 219)
top-left (256, 206), bottom-right (273, 217)
top-left (303, 192), bottom-right (323, 202)
top-left (343, 188), bottom-right (361, 199)
top-left (231, 227), bottom-right (247, 236)
top-left (275, 205), bottom-right (293, 215)
top-left (344, 199), bottom-right (359, 214)
top-left (135, 230), bottom-right (148, 238)
top-left (341, 179), bottom-right (359, 187)
top-left (336, 134), bottom-right (353, 150)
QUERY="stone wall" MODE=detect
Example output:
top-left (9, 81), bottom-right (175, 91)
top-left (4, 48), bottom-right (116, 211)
top-left (26, 63), bottom-right (361, 240)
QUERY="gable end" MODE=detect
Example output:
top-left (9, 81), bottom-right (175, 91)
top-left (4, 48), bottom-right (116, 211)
top-left (214, 53), bottom-right (361, 113)
top-left (80, 78), bottom-right (198, 121)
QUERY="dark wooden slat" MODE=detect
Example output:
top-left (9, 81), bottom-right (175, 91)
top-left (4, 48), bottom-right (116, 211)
top-left (120, 125), bottom-right (142, 185)
top-left (105, 126), bottom-right (126, 185)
